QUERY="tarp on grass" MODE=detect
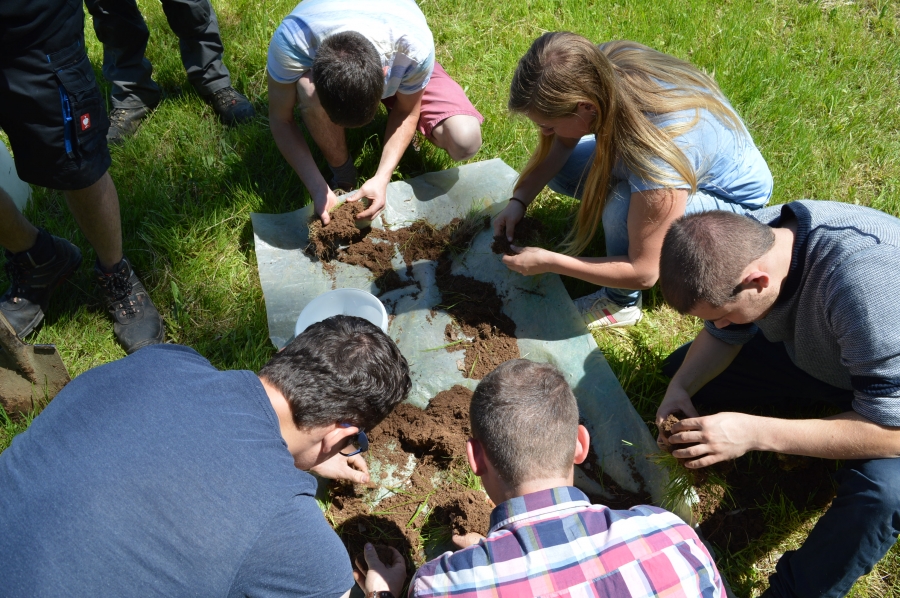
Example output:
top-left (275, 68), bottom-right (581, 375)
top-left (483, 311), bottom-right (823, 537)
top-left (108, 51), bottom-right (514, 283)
top-left (251, 158), bottom-right (667, 504)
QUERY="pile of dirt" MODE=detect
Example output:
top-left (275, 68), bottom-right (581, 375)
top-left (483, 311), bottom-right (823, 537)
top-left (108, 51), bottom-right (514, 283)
top-left (309, 209), bottom-right (519, 380)
top-left (579, 437), bottom-right (653, 510)
top-left (307, 202), bottom-right (369, 261)
top-left (330, 386), bottom-right (493, 572)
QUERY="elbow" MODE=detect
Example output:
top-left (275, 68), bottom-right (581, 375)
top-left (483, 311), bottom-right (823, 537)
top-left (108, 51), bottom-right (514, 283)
top-left (634, 272), bottom-right (658, 290)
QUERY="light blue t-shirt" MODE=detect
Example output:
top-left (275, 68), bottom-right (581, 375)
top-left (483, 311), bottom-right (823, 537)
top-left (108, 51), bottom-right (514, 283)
top-left (0, 345), bottom-right (352, 598)
top-left (268, 0), bottom-right (435, 98)
top-left (611, 106), bottom-right (773, 208)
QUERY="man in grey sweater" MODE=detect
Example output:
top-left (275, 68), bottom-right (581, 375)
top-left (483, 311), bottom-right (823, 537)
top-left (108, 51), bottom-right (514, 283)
top-left (656, 200), bottom-right (900, 598)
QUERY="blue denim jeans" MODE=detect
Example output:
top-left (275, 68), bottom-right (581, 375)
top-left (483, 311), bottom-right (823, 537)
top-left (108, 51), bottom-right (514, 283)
top-left (664, 335), bottom-right (900, 598)
top-left (548, 135), bottom-right (760, 307)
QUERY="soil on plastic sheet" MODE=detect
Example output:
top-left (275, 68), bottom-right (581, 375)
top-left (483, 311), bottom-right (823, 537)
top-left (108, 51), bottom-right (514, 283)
top-left (306, 202), bottom-right (369, 261)
top-left (312, 213), bottom-right (520, 379)
top-left (491, 217), bottom-right (546, 256)
top-left (330, 386), bottom-right (493, 573)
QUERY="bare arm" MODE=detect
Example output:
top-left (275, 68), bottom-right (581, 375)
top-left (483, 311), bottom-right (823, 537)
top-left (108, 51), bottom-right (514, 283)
top-left (267, 74), bottom-right (339, 224)
top-left (351, 89), bottom-right (425, 220)
top-left (501, 187), bottom-right (689, 289)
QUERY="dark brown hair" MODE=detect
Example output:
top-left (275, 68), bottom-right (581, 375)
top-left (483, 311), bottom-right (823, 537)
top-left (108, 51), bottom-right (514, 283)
top-left (660, 211), bottom-right (775, 313)
top-left (313, 31), bottom-right (384, 128)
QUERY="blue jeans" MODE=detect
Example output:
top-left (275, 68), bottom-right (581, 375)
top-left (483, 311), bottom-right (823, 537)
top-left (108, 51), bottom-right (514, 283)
top-left (548, 135), bottom-right (760, 307)
top-left (664, 336), bottom-right (900, 597)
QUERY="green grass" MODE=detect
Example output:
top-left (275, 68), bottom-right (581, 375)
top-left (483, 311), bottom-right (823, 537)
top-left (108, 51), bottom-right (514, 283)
top-left (2, 0), bottom-right (899, 595)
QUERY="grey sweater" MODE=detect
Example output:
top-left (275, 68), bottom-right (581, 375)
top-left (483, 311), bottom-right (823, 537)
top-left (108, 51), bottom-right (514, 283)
top-left (706, 200), bottom-right (900, 427)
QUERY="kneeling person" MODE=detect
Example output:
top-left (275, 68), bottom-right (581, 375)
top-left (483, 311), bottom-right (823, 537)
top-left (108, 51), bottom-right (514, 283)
top-left (267, 0), bottom-right (484, 225)
top-left (406, 359), bottom-right (725, 597)
top-left (657, 201), bottom-right (900, 597)
top-left (0, 315), bottom-right (410, 597)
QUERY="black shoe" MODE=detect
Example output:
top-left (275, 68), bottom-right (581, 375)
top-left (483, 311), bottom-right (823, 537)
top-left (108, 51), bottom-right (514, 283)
top-left (94, 258), bottom-right (165, 354)
top-left (202, 87), bottom-right (255, 126)
top-left (107, 104), bottom-right (156, 145)
top-left (0, 235), bottom-right (82, 338)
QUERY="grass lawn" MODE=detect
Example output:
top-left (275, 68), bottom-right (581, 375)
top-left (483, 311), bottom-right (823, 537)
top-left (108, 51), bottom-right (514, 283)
top-left (2, 0), bottom-right (899, 595)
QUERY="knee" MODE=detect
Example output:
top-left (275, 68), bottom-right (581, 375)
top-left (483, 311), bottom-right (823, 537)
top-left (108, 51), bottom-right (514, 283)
top-left (431, 116), bottom-right (482, 162)
top-left (848, 459), bottom-right (900, 522)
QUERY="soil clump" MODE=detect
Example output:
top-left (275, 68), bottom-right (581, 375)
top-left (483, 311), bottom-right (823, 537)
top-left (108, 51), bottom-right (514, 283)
top-left (330, 386), bottom-right (493, 572)
top-left (490, 217), bottom-right (546, 256)
top-left (306, 202), bottom-right (369, 261)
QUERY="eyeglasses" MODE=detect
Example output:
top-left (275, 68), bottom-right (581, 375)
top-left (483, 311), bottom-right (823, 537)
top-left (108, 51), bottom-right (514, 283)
top-left (339, 424), bottom-right (369, 457)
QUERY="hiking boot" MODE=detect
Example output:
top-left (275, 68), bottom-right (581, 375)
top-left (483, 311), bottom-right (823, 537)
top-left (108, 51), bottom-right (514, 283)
top-left (94, 258), bottom-right (164, 354)
top-left (202, 87), bottom-right (255, 126)
top-left (107, 104), bottom-right (156, 145)
top-left (1, 233), bottom-right (82, 338)
top-left (574, 288), bottom-right (643, 330)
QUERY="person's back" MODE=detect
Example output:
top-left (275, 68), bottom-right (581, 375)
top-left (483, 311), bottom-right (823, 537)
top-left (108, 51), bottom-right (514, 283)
top-left (407, 359), bottom-right (724, 598)
top-left (0, 344), bottom-right (351, 597)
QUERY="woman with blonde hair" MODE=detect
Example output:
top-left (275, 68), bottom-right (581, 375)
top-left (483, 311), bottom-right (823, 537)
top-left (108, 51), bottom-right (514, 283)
top-left (494, 33), bottom-right (772, 329)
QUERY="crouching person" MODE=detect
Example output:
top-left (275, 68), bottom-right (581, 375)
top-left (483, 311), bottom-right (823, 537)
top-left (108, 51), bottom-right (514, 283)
top-left (407, 359), bottom-right (726, 597)
top-left (0, 315), bottom-right (410, 597)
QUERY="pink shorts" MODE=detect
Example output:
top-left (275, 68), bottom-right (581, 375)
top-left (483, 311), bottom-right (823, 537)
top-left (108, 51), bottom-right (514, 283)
top-left (382, 62), bottom-right (484, 139)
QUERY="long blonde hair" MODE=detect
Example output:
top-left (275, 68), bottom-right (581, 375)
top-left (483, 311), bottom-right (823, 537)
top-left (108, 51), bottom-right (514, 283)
top-left (509, 33), bottom-right (743, 255)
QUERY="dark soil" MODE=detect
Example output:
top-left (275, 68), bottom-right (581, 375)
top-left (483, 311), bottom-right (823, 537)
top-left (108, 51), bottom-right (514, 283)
top-left (312, 213), bottom-right (520, 379)
top-left (306, 202), bottom-right (369, 261)
top-left (330, 386), bottom-right (493, 571)
top-left (490, 217), bottom-right (546, 256)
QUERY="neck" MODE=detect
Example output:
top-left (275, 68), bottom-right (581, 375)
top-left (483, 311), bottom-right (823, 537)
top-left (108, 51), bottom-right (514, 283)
top-left (768, 219), bottom-right (798, 298)
top-left (260, 377), bottom-right (306, 456)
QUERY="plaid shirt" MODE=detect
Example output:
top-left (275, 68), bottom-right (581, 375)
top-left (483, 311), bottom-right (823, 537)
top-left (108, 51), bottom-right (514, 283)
top-left (409, 487), bottom-right (724, 598)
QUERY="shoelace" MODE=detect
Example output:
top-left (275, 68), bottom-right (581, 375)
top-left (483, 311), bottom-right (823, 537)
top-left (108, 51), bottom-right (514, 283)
top-left (3, 260), bottom-right (28, 302)
top-left (211, 88), bottom-right (241, 109)
top-left (98, 269), bottom-right (138, 316)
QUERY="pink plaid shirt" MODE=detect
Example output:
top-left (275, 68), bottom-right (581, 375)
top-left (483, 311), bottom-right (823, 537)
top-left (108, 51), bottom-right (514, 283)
top-left (410, 487), bottom-right (724, 597)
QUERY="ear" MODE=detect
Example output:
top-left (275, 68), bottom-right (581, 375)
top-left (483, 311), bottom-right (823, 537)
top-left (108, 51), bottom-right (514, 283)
top-left (576, 101), bottom-right (598, 116)
top-left (740, 270), bottom-right (770, 294)
top-left (573, 425), bottom-right (591, 465)
top-left (466, 438), bottom-right (490, 477)
top-left (319, 424), bottom-right (359, 454)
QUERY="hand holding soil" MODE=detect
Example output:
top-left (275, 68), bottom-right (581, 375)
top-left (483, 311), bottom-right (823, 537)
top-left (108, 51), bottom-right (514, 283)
top-left (309, 452), bottom-right (370, 484)
top-left (664, 412), bottom-right (759, 469)
top-left (353, 543), bottom-right (406, 597)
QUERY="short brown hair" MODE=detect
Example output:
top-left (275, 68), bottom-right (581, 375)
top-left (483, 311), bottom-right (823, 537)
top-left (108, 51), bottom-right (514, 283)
top-left (660, 211), bottom-right (776, 313)
top-left (470, 359), bottom-right (578, 488)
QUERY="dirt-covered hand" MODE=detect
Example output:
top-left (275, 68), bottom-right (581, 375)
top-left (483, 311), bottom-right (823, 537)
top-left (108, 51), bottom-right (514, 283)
top-left (493, 200), bottom-right (526, 242)
top-left (501, 246), bottom-right (555, 275)
top-left (655, 385), bottom-right (699, 449)
top-left (352, 544), bottom-right (406, 597)
top-left (308, 452), bottom-right (370, 484)
top-left (314, 187), bottom-right (340, 226)
top-left (667, 412), bottom-right (758, 468)
top-left (348, 177), bottom-right (388, 221)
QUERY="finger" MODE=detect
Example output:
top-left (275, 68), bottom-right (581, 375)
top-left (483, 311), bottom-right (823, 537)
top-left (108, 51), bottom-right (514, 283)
top-left (346, 454), bottom-right (370, 483)
top-left (671, 418), bottom-right (703, 433)
top-left (363, 543), bottom-right (383, 571)
top-left (668, 431), bottom-right (704, 445)
top-left (319, 210), bottom-right (331, 226)
top-left (352, 569), bottom-right (366, 592)
top-left (493, 215), bottom-right (505, 237)
top-left (346, 190), bottom-right (365, 203)
top-left (386, 546), bottom-right (405, 569)
top-left (672, 444), bottom-right (707, 460)
top-left (684, 454), bottom-right (722, 469)
top-left (356, 201), bottom-right (383, 221)
top-left (505, 218), bottom-right (517, 242)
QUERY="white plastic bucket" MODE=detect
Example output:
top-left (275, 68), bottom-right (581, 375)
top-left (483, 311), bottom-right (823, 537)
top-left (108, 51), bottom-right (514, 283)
top-left (294, 288), bottom-right (389, 337)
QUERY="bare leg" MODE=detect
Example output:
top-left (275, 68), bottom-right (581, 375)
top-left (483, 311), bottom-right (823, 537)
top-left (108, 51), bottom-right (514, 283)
top-left (295, 76), bottom-right (349, 168)
top-left (62, 171), bottom-right (123, 271)
top-left (0, 187), bottom-right (39, 254)
top-left (429, 115), bottom-right (482, 162)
